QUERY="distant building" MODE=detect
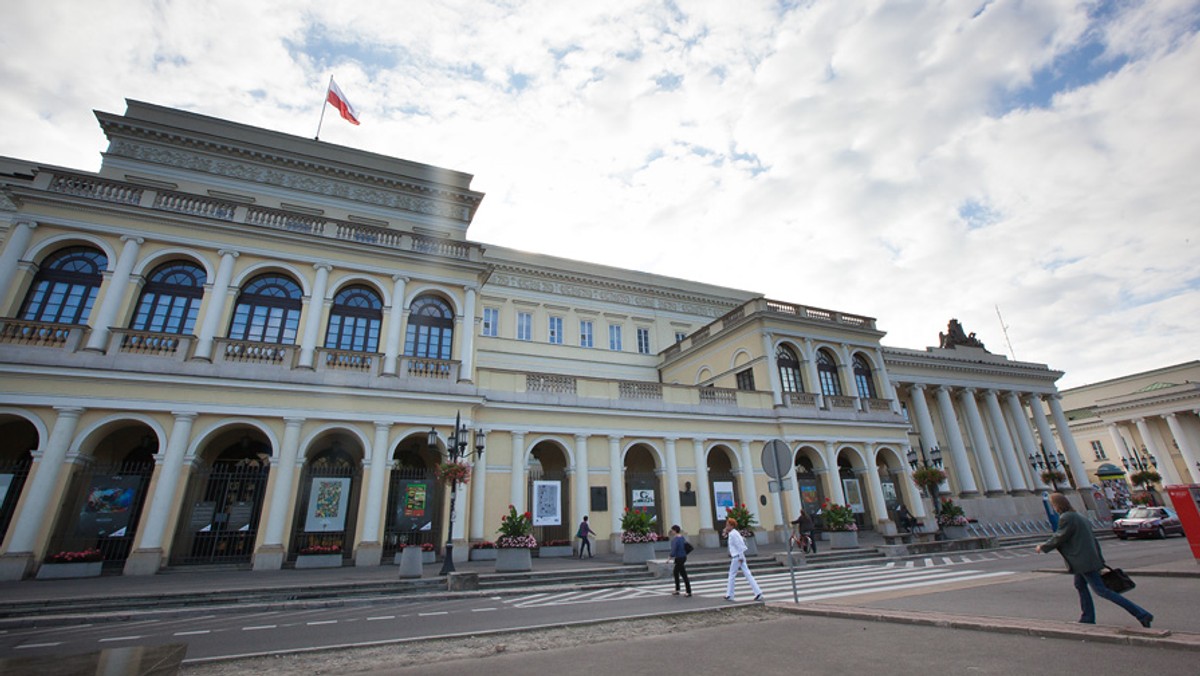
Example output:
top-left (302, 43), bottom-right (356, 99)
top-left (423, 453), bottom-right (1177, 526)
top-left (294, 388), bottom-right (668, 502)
top-left (0, 101), bottom-right (1097, 580)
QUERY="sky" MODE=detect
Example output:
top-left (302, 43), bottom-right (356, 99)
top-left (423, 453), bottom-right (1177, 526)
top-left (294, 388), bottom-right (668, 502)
top-left (1, 0), bottom-right (1197, 389)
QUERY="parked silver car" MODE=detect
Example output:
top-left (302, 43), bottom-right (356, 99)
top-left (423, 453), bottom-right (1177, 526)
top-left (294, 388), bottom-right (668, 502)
top-left (1112, 506), bottom-right (1183, 540)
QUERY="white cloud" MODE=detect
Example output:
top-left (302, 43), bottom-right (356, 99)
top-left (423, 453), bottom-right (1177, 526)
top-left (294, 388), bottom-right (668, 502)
top-left (2, 0), bottom-right (1197, 388)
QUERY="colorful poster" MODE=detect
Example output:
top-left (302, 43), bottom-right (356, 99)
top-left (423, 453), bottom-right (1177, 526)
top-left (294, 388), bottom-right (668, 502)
top-left (405, 483), bottom-right (427, 517)
top-left (304, 477), bottom-right (350, 532)
top-left (799, 482), bottom-right (819, 511)
top-left (532, 480), bottom-right (561, 526)
top-left (843, 478), bottom-right (864, 514)
top-left (393, 481), bottom-right (432, 533)
top-left (713, 481), bottom-right (735, 522)
top-left (76, 474), bottom-right (141, 537)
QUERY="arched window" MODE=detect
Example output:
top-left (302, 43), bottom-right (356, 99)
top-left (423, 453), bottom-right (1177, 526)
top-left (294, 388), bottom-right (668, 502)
top-left (404, 295), bottom-right (454, 359)
top-left (325, 285), bottom-right (382, 352)
top-left (130, 261), bottom-right (207, 334)
top-left (853, 354), bottom-right (878, 399)
top-left (227, 274), bottom-right (302, 344)
top-left (776, 344), bottom-right (803, 393)
top-left (817, 349), bottom-right (842, 396)
top-left (19, 246), bottom-right (108, 325)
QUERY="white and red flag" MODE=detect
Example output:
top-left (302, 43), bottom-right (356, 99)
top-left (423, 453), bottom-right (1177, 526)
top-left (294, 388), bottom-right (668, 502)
top-left (326, 78), bottom-right (360, 125)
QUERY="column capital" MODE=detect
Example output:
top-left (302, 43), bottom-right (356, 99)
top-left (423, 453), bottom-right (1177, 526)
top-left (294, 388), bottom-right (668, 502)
top-left (909, 383), bottom-right (927, 392)
top-left (392, 274), bottom-right (410, 283)
top-left (960, 387), bottom-right (977, 396)
top-left (217, 249), bottom-right (240, 258)
top-left (170, 411), bottom-right (199, 421)
top-left (313, 262), bottom-right (333, 272)
top-left (373, 420), bottom-right (392, 432)
top-left (119, 234), bottom-right (146, 245)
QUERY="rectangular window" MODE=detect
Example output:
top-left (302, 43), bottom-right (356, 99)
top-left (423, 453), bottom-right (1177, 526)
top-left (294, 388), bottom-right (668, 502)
top-left (548, 316), bottom-right (563, 344)
top-left (675, 331), bottom-right (686, 344)
top-left (608, 324), bottom-right (623, 351)
top-left (580, 320), bottom-right (594, 348)
top-left (1090, 440), bottom-right (1106, 460)
top-left (481, 307), bottom-right (498, 337)
top-left (736, 368), bottom-right (755, 391)
top-left (517, 311), bottom-right (532, 341)
top-left (636, 327), bottom-right (651, 354)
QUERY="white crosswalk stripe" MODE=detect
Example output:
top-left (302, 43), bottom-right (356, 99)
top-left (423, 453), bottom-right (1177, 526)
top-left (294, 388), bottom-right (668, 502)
top-left (506, 561), bottom-right (1014, 608)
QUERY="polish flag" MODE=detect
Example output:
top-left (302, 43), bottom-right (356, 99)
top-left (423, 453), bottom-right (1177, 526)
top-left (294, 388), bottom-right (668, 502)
top-left (326, 78), bottom-right (360, 125)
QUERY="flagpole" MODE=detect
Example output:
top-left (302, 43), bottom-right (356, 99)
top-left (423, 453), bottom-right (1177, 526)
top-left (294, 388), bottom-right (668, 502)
top-left (315, 75), bottom-right (332, 140)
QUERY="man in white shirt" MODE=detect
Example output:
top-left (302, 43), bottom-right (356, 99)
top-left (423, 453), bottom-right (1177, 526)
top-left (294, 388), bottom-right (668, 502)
top-left (723, 517), bottom-right (763, 602)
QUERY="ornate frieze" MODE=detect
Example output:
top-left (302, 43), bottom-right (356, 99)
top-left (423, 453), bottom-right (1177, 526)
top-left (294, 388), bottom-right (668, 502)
top-left (487, 271), bottom-right (727, 318)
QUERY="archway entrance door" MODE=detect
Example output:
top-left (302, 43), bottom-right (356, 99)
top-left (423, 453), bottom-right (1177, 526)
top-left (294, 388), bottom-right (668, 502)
top-left (707, 446), bottom-right (739, 531)
top-left (794, 455), bottom-right (825, 516)
top-left (0, 418), bottom-right (36, 545)
top-left (528, 442), bottom-right (571, 546)
top-left (383, 443), bottom-right (441, 561)
top-left (288, 443), bottom-right (362, 564)
top-left (625, 445), bottom-right (662, 538)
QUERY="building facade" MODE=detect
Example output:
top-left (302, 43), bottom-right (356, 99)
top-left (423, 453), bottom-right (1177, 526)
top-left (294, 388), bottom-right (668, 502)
top-left (0, 101), bottom-right (1093, 580)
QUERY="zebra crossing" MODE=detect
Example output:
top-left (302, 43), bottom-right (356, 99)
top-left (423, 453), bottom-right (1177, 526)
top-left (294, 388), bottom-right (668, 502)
top-left (506, 556), bottom-right (1019, 608)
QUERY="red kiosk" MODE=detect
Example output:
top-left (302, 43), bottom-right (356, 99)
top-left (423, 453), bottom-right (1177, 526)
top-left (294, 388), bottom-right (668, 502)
top-left (1165, 484), bottom-right (1200, 563)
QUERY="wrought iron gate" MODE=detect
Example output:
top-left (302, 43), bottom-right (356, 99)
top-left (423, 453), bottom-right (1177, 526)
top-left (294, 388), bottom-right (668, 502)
top-left (0, 458), bottom-right (31, 545)
top-left (382, 465), bottom-right (440, 560)
top-left (289, 452), bottom-right (360, 563)
top-left (170, 461), bottom-right (270, 566)
top-left (46, 461), bottom-right (154, 567)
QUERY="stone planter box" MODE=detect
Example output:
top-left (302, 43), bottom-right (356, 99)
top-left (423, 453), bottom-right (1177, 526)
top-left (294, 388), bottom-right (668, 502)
top-left (398, 546), bottom-right (424, 578)
top-left (622, 541), bottom-right (657, 564)
top-left (36, 561), bottom-right (103, 579)
top-left (392, 550), bottom-right (436, 565)
top-left (828, 530), bottom-right (859, 549)
top-left (496, 547), bottom-right (533, 572)
top-left (537, 546), bottom-right (573, 558)
top-left (743, 535), bottom-right (759, 556)
top-left (295, 553), bottom-right (343, 569)
top-left (470, 548), bottom-right (497, 561)
top-left (942, 525), bottom-right (967, 540)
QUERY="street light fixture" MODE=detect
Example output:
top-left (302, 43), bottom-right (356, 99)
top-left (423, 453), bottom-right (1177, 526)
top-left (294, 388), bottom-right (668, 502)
top-left (431, 411), bottom-right (485, 576)
top-left (1028, 445), bottom-right (1068, 491)
top-left (906, 441), bottom-right (943, 518)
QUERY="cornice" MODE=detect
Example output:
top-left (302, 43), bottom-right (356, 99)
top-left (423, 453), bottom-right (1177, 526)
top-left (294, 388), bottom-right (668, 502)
top-left (882, 345), bottom-right (1061, 383)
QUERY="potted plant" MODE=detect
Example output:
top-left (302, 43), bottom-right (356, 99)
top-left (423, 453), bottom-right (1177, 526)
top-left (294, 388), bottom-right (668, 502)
top-left (821, 499), bottom-right (859, 549)
top-left (37, 548), bottom-right (104, 579)
top-left (937, 499), bottom-right (969, 539)
top-left (436, 460), bottom-right (472, 485)
top-left (296, 542), bottom-right (343, 569)
top-left (496, 505), bottom-right (536, 572)
top-left (470, 540), bottom-right (498, 561)
top-left (724, 503), bottom-right (759, 555)
top-left (1040, 469), bottom-right (1067, 488)
top-left (1129, 470), bottom-right (1161, 505)
top-left (537, 539), bottom-right (574, 558)
top-left (620, 507), bottom-right (659, 563)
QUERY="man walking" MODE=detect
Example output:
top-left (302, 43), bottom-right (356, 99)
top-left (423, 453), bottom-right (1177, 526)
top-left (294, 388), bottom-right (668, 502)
top-left (723, 517), bottom-right (763, 602)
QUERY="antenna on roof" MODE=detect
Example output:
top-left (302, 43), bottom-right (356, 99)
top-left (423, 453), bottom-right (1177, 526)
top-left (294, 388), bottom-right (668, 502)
top-left (995, 305), bottom-right (1016, 360)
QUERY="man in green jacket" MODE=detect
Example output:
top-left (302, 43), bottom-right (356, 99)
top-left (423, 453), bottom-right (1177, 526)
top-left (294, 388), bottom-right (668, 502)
top-left (1036, 492), bottom-right (1153, 627)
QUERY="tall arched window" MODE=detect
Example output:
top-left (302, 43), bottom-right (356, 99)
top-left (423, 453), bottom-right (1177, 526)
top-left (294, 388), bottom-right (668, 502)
top-left (776, 344), bottom-right (803, 393)
top-left (325, 285), bottom-right (383, 352)
top-left (404, 295), bottom-right (454, 359)
top-left (853, 354), bottom-right (878, 399)
top-left (817, 349), bottom-right (842, 396)
top-left (19, 246), bottom-right (108, 325)
top-left (227, 274), bottom-right (303, 344)
top-left (130, 261), bottom-right (207, 335)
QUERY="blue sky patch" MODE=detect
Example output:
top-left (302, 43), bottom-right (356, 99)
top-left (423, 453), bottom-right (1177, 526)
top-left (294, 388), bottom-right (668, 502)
top-left (958, 199), bottom-right (1002, 230)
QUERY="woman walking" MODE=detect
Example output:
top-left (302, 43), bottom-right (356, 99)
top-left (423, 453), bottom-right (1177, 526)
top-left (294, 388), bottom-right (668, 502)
top-left (667, 525), bottom-right (692, 597)
top-left (1036, 492), bottom-right (1153, 627)
top-left (723, 517), bottom-right (763, 602)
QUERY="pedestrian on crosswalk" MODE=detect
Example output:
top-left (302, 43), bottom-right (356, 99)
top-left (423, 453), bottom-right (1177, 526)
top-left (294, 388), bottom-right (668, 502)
top-left (667, 524), bottom-right (693, 597)
top-left (723, 517), bottom-right (763, 602)
top-left (577, 515), bottom-right (596, 558)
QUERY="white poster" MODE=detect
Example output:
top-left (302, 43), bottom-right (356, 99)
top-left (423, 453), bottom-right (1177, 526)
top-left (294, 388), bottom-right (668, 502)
top-left (533, 480), bottom-right (562, 526)
top-left (713, 481), bottom-right (735, 522)
top-left (304, 477), bottom-right (351, 532)
top-left (843, 478), bottom-right (865, 514)
top-left (631, 488), bottom-right (655, 508)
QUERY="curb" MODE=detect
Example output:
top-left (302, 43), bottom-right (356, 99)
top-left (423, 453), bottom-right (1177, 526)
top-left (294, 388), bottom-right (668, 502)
top-left (770, 602), bottom-right (1200, 652)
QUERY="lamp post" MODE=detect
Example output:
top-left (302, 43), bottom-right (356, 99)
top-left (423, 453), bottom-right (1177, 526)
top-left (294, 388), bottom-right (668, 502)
top-left (431, 411), bottom-right (485, 576)
top-left (906, 441), bottom-right (943, 517)
top-left (1121, 449), bottom-right (1159, 505)
top-left (1028, 444), bottom-right (1068, 492)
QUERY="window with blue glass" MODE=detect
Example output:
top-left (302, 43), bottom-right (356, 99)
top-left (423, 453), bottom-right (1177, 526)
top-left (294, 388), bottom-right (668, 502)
top-left (608, 324), bottom-right (622, 351)
top-left (580, 320), bottom-right (594, 348)
top-left (517, 311), bottom-right (532, 341)
top-left (548, 316), bottom-right (563, 344)
top-left (130, 260), bottom-right (206, 335)
top-left (228, 274), bottom-right (303, 344)
top-left (404, 295), bottom-right (454, 359)
top-left (776, 344), bottom-right (803, 393)
top-left (325, 285), bottom-right (382, 352)
top-left (817, 349), bottom-right (842, 396)
top-left (481, 307), bottom-right (498, 337)
top-left (19, 246), bottom-right (108, 325)
top-left (636, 327), bottom-right (651, 354)
top-left (853, 354), bottom-right (878, 399)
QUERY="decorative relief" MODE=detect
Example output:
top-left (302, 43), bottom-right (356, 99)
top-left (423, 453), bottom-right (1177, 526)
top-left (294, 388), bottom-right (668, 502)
top-left (109, 140), bottom-right (474, 222)
top-left (488, 272), bottom-right (724, 317)
top-left (0, 190), bottom-right (17, 211)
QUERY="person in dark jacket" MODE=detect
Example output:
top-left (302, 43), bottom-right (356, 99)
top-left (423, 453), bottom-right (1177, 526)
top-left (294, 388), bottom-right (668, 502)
top-left (576, 515), bottom-right (596, 559)
top-left (1036, 492), bottom-right (1153, 627)
top-left (667, 524), bottom-right (692, 597)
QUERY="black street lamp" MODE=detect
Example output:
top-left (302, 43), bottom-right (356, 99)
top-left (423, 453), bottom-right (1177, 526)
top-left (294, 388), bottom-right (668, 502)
top-left (1121, 449), bottom-right (1159, 504)
top-left (430, 411), bottom-right (485, 576)
top-left (906, 441), bottom-right (943, 516)
top-left (1028, 445), bottom-right (1068, 491)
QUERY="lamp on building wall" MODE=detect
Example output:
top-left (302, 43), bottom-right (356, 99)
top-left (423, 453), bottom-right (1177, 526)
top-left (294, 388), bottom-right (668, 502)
top-left (1028, 444), bottom-right (1068, 491)
top-left (431, 412), bottom-right (485, 576)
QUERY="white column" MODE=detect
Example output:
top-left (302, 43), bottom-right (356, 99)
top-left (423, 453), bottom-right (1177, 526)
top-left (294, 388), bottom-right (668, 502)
top-left (84, 235), bottom-right (143, 351)
top-left (1108, 423), bottom-right (1130, 461)
top-left (737, 440), bottom-right (760, 524)
top-left (1006, 392), bottom-right (1047, 489)
top-left (802, 338), bottom-right (823, 409)
top-left (459, 286), bottom-right (477, 382)
top-left (693, 438), bottom-right (713, 529)
top-left (360, 422), bottom-right (391, 544)
top-left (1165, 413), bottom-right (1200, 482)
top-left (609, 435), bottom-right (625, 533)
top-left (823, 442), bottom-right (846, 504)
top-left (898, 448), bottom-right (928, 519)
top-left (934, 386), bottom-right (978, 494)
top-left (664, 438), bottom-right (682, 528)
top-left (786, 445), bottom-right (803, 521)
top-left (194, 250), bottom-right (238, 361)
top-left (1047, 394), bottom-right (1091, 488)
top-left (261, 417), bottom-right (304, 548)
top-left (509, 431), bottom-right (527, 512)
top-left (135, 412), bottom-right (196, 550)
top-left (762, 333), bottom-right (783, 406)
top-left (574, 434), bottom-right (590, 528)
top-left (837, 343), bottom-right (858, 406)
top-left (959, 389), bottom-right (1003, 493)
top-left (469, 430), bottom-right (488, 541)
top-left (1135, 418), bottom-right (1181, 485)
top-left (0, 220), bottom-right (36, 307)
top-left (382, 276), bottom-right (408, 375)
top-left (907, 385), bottom-right (941, 460)
top-left (4, 407), bottom-right (83, 553)
top-left (982, 389), bottom-right (1028, 491)
top-left (861, 454), bottom-right (890, 529)
top-left (874, 348), bottom-right (900, 414)
top-left (297, 263), bottom-right (331, 369)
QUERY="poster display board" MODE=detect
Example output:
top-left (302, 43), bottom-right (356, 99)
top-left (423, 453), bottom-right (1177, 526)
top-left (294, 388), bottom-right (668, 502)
top-left (394, 481), bottom-right (432, 532)
top-left (304, 477), bottom-right (350, 532)
top-left (533, 480), bottom-right (562, 526)
top-left (843, 478), bottom-right (864, 514)
top-left (713, 481), bottom-right (735, 522)
top-left (76, 474), bottom-right (141, 537)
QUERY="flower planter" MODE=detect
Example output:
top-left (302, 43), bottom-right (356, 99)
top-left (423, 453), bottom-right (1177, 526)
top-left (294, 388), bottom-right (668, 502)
top-left (537, 546), bottom-right (573, 558)
top-left (36, 561), bottom-right (103, 579)
top-left (470, 548), bottom-right (497, 561)
top-left (295, 553), bottom-right (343, 569)
top-left (398, 546), bottom-right (424, 578)
top-left (622, 541), bottom-right (657, 564)
top-left (828, 530), bottom-right (859, 549)
top-left (942, 525), bottom-right (967, 540)
top-left (495, 547), bottom-right (533, 572)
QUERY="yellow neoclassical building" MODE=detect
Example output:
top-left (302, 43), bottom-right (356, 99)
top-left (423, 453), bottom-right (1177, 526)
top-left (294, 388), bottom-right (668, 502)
top-left (0, 101), bottom-right (1098, 580)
